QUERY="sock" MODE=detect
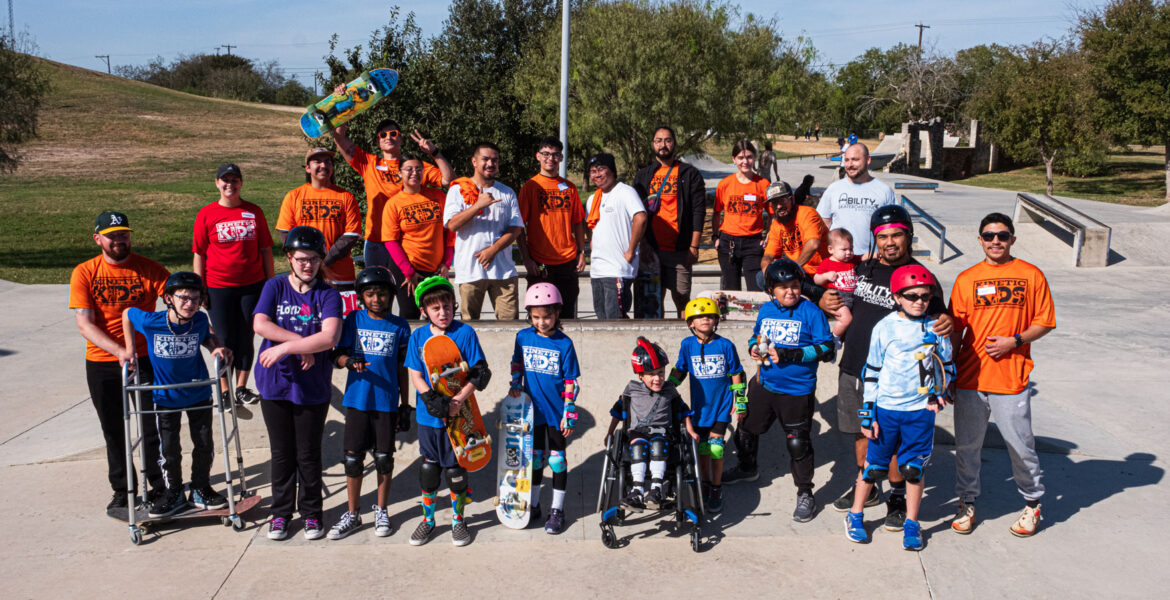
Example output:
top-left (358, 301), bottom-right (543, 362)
top-left (451, 490), bottom-right (470, 522)
top-left (649, 459), bottom-right (667, 482)
top-left (420, 490), bottom-right (437, 523)
top-left (631, 462), bottom-right (647, 486)
top-left (552, 489), bottom-right (566, 511)
top-left (530, 483), bottom-right (542, 509)
top-left (890, 480), bottom-right (907, 497)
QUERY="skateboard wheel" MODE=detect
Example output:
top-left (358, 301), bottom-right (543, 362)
top-left (459, 361), bottom-right (469, 373)
top-left (517, 500), bottom-right (527, 511)
top-left (485, 434), bottom-right (492, 447)
top-left (493, 496), bottom-right (500, 506)
top-left (914, 352), bottom-right (926, 360)
top-left (221, 516), bottom-right (230, 526)
top-left (522, 423), bottom-right (530, 433)
top-left (454, 446), bottom-right (466, 458)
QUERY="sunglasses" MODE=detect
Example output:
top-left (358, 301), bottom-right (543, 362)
top-left (378, 130), bottom-right (400, 139)
top-left (900, 292), bottom-right (932, 303)
top-left (980, 231), bottom-right (1012, 242)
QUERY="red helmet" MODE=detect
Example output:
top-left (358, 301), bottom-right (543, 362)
top-left (890, 264), bottom-right (937, 296)
top-left (631, 336), bottom-right (668, 374)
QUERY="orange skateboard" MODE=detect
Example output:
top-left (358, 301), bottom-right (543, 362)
top-left (423, 335), bottom-right (492, 472)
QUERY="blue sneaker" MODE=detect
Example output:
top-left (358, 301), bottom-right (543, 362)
top-left (903, 518), bottom-right (924, 551)
top-left (844, 511), bottom-right (868, 543)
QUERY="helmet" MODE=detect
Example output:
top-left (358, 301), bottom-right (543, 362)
top-left (684, 297), bottom-right (720, 322)
top-left (164, 271), bottom-right (204, 295)
top-left (355, 266), bottom-right (397, 296)
top-left (524, 282), bottom-right (563, 309)
top-left (890, 264), bottom-right (937, 296)
top-left (284, 225), bottom-right (327, 256)
top-left (763, 258), bottom-right (804, 290)
top-left (413, 275), bottom-right (454, 308)
top-left (631, 336), bottom-right (668, 375)
top-left (870, 204), bottom-right (913, 235)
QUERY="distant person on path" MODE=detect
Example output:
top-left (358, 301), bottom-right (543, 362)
top-left (585, 153), bottom-right (647, 319)
top-left (756, 141), bottom-right (779, 181)
top-left (633, 126), bottom-right (706, 318)
top-left (814, 124), bottom-right (820, 141)
top-left (713, 140), bottom-right (771, 291)
top-left (381, 155), bottom-right (454, 320)
top-left (817, 144), bottom-right (896, 259)
top-left (758, 180), bottom-right (828, 281)
top-left (193, 163), bottom-right (274, 406)
top-left (518, 137), bottom-right (587, 319)
top-left (444, 142), bottom-right (524, 320)
top-left (948, 213), bottom-right (1055, 538)
top-left (70, 211), bottom-right (169, 512)
top-left (276, 148), bottom-right (362, 288)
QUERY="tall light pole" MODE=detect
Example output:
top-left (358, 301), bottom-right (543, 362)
top-left (557, 0), bottom-right (569, 177)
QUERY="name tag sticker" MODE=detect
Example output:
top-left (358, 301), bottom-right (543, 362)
top-left (241, 212), bottom-right (255, 218)
top-left (376, 165), bottom-right (389, 171)
top-left (557, 183), bottom-right (568, 191)
top-left (744, 194), bottom-right (757, 202)
top-left (977, 285), bottom-right (996, 296)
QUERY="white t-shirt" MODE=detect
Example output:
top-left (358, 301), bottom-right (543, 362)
top-left (587, 182), bottom-right (645, 279)
top-left (443, 181), bottom-right (524, 284)
top-left (816, 177), bottom-right (896, 255)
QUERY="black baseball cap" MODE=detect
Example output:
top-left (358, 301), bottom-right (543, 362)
top-left (216, 163), bottom-right (243, 180)
top-left (95, 211), bottom-right (132, 235)
top-left (587, 153), bottom-right (617, 176)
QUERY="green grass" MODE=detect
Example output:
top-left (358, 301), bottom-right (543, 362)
top-left (959, 147), bottom-right (1167, 206)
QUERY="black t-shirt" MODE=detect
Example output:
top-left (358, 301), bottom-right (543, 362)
top-left (838, 258), bottom-right (947, 377)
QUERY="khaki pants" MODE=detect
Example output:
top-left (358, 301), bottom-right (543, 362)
top-left (459, 277), bottom-right (519, 320)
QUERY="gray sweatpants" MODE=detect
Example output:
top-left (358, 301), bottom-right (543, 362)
top-left (954, 388), bottom-right (1045, 503)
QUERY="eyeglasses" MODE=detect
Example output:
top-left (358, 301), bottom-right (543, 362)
top-left (900, 292), bottom-right (932, 303)
top-left (537, 151), bottom-right (563, 159)
top-left (400, 166), bottom-right (424, 174)
top-left (172, 294), bottom-right (201, 304)
top-left (378, 130), bottom-right (400, 139)
top-left (980, 231), bottom-right (1012, 242)
top-left (291, 256), bottom-right (322, 266)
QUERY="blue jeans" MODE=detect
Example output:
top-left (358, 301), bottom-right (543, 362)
top-left (591, 277), bottom-right (632, 319)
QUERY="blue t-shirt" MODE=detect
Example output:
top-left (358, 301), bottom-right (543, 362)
top-left (252, 276), bottom-right (343, 405)
top-left (752, 297), bottom-right (833, 395)
top-left (511, 327), bottom-right (581, 428)
top-left (674, 335), bottom-right (743, 428)
top-left (405, 320), bottom-right (487, 429)
top-left (337, 309), bottom-right (411, 412)
top-left (126, 308), bottom-right (211, 408)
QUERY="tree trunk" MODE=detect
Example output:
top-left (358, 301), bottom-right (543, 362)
top-left (1164, 136), bottom-right (1169, 203)
top-left (1043, 154), bottom-right (1055, 196)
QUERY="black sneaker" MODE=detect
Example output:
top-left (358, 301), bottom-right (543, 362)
top-left (645, 487), bottom-right (664, 510)
top-left (235, 387), bottom-right (262, 405)
top-left (884, 494), bottom-right (908, 531)
top-left (793, 492), bottom-right (817, 523)
top-left (190, 486), bottom-right (227, 510)
top-left (544, 508), bottom-right (565, 534)
top-left (409, 519), bottom-right (435, 546)
top-left (107, 492), bottom-right (128, 512)
top-left (451, 519), bottom-right (471, 547)
top-left (722, 464), bottom-right (759, 485)
top-left (832, 483), bottom-right (882, 512)
top-left (147, 488), bottom-right (189, 518)
top-left (622, 489), bottom-right (645, 512)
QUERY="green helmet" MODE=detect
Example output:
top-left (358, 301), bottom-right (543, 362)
top-left (413, 275), bottom-right (454, 308)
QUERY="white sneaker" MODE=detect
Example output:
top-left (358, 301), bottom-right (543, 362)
top-left (373, 505), bottom-right (393, 537)
top-left (327, 511), bottom-right (361, 540)
top-left (1010, 504), bottom-right (1042, 537)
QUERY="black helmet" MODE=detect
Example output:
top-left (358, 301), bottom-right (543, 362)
top-left (870, 204), bottom-right (913, 235)
top-left (764, 258), bottom-right (804, 290)
top-left (164, 271), bottom-right (204, 295)
top-left (355, 266), bottom-right (397, 296)
top-left (284, 226), bottom-right (327, 256)
top-left (631, 336), bottom-right (669, 375)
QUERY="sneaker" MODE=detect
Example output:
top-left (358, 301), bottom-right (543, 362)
top-left (1010, 504), bottom-right (1042, 537)
top-left (107, 492), bottom-right (128, 512)
top-left (147, 489), bottom-right (188, 518)
top-left (373, 505), bottom-right (393, 537)
top-left (235, 386), bottom-right (261, 405)
top-left (303, 517), bottom-right (325, 540)
top-left (544, 508), bottom-right (565, 534)
top-left (951, 502), bottom-right (976, 534)
top-left (409, 519), bottom-right (435, 546)
top-left (190, 486), bottom-right (227, 510)
top-left (327, 511), bottom-right (362, 540)
top-left (722, 464), bottom-right (759, 485)
top-left (644, 487), bottom-right (664, 510)
top-left (707, 487), bottom-right (724, 514)
top-left (844, 511), bottom-right (868, 543)
top-left (832, 483), bottom-right (881, 512)
top-left (793, 492), bottom-right (816, 523)
top-left (267, 516), bottom-right (290, 540)
top-left (622, 489), bottom-right (645, 512)
top-left (903, 518), bottom-right (924, 550)
top-left (884, 494), bottom-right (907, 531)
top-left (451, 519), bottom-right (471, 546)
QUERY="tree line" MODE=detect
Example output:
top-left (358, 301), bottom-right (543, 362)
top-left (116, 54), bottom-right (315, 106)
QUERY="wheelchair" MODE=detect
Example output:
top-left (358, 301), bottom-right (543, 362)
top-left (596, 395), bottom-right (704, 552)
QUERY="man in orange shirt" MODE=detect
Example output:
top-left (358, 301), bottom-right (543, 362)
top-left (518, 137), bottom-right (586, 318)
top-left (277, 148), bottom-right (363, 287)
top-left (69, 211), bottom-right (170, 513)
top-left (949, 213), bottom-right (1055, 538)
top-left (759, 181), bottom-right (828, 286)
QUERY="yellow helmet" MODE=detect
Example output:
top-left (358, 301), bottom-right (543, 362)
top-left (684, 297), bottom-right (721, 322)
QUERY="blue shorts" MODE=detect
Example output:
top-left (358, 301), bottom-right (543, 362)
top-left (865, 407), bottom-right (935, 469)
top-left (417, 424), bottom-right (458, 468)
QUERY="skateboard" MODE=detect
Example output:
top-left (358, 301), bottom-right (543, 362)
top-left (698, 290), bottom-right (772, 321)
top-left (916, 330), bottom-right (950, 409)
top-left (493, 392), bottom-right (535, 528)
top-left (299, 69), bottom-right (399, 139)
top-left (423, 335), bottom-right (492, 472)
top-left (107, 493), bottom-right (261, 544)
top-left (633, 250), bottom-right (662, 319)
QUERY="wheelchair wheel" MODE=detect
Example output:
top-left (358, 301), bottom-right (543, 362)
top-left (691, 523), bottom-right (701, 552)
top-left (601, 523), bottom-right (619, 549)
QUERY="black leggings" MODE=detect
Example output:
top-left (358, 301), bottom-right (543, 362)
top-left (526, 258), bottom-right (580, 319)
top-left (207, 281), bottom-right (263, 372)
top-left (533, 425), bottom-right (568, 491)
top-left (742, 379), bottom-right (816, 494)
top-left (262, 399), bottom-right (330, 520)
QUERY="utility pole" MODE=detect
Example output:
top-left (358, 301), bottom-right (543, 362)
top-left (7, 0), bottom-right (14, 43)
top-left (557, 0), bottom-right (569, 178)
top-left (95, 55), bottom-right (110, 74)
top-left (221, 44), bottom-right (236, 56)
top-left (914, 23), bottom-right (930, 51)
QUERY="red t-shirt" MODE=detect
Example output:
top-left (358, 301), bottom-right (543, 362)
top-left (192, 200), bottom-right (274, 288)
top-left (815, 257), bottom-right (861, 292)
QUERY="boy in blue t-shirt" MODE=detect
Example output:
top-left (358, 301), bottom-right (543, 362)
top-left (121, 272), bottom-right (232, 518)
top-left (404, 276), bottom-right (491, 547)
top-left (744, 259), bottom-right (835, 523)
top-left (326, 267), bottom-right (411, 540)
top-left (668, 298), bottom-right (745, 514)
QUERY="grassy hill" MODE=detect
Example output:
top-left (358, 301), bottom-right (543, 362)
top-left (0, 59), bottom-right (311, 283)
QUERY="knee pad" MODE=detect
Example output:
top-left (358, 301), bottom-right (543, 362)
top-left (785, 433), bottom-right (812, 462)
top-left (373, 452), bottom-right (393, 476)
top-left (532, 449), bottom-right (545, 470)
top-left (419, 460), bottom-right (442, 492)
top-left (862, 464), bottom-right (889, 483)
top-left (650, 436), bottom-right (668, 461)
top-left (343, 452), bottom-right (364, 478)
top-left (629, 440), bottom-right (649, 464)
top-left (708, 437), bottom-right (725, 460)
top-left (697, 440), bottom-right (711, 456)
top-left (445, 467), bottom-right (469, 494)
top-left (548, 450), bottom-right (567, 474)
top-left (899, 460), bottom-right (924, 483)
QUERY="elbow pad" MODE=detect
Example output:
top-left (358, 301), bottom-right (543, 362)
top-left (468, 360), bottom-right (491, 391)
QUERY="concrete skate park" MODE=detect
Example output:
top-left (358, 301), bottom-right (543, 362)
top-left (3, 156), bottom-right (1168, 599)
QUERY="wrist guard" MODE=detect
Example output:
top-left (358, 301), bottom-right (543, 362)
top-left (420, 389), bottom-right (450, 418)
top-left (562, 402), bottom-right (578, 429)
top-left (344, 356), bottom-right (365, 371)
top-left (774, 347), bottom-right (803, 363)
top-left (858, 401), bottom-right (876, 429)
top-left (730, 381), bottom-right (748, 414)
top-left (509, 362), bottom-right (522, 391)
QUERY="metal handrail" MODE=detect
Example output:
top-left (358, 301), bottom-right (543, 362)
top-left (899, 194), bottom-right (946, 262)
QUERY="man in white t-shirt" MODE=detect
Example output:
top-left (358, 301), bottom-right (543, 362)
top-left (585, 153), bottom-right (647, 319)
top-left (817, 143), bottom-right (895, 258)
top-left (443, 142), bottom-right (525, 320)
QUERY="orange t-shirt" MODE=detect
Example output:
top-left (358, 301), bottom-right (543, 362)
top-left (519, 174), bottom-right (585, 265)
top-left (277, 183), bottom-right (362, 283)
top-left (348, 146), bottom-right (443, 243)
top-left (649, 164), bottom-right (680, 251)
top-left (949, 258), bottom-right (1056, 394)
top-left (764, 205), bottom-right (828, 274)
top-left (69, 253), bottom-right (170, 362)
top-left (381, 188), bottom-right (450, 274)
top-left (715, 173), bottom-right (771, 237)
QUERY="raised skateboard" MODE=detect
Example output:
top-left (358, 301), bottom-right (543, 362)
top-left (423, 335), bottom-right (492, 472)
top-left (494, 392), bottom-right (534, 528)
top-left (107, 492), bottom-right (261, 543)
top-left (299, 68), bottom-right (399, 139)
top-left (698, 290), bottom-right (772, 321)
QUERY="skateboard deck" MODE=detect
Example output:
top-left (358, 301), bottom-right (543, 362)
top-left (423, 335), bottom-right (492, 472)
top-left (698, 290), bottom-right (772, 321)
top-left (107, 494), bottom-right (261, 527)
top-left (633, 250), bottom-right (662, 319)
top-left (300, 68), bottom-right (399, 138)
top-left (494, 392), bottom-right (534, 528)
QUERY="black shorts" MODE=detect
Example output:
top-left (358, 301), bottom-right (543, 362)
top-left (628, 427), bottom-right (670, 444)
top-left (343, 407), bottom-right (398, 455)
top-left (417, 424), bottom-right (458, 468)
top-left (742, 379), bottom-right (815, 436)
top-left (533, 424), bottom-right (567, 453)
top-left (694, 422), bottom-right (729, 439)
top-left (836, 371), bottom-right (864, 434)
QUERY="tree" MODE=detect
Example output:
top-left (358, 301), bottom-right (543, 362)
top-left (829, 45), bottom-right (917, 134)
top-left (863, 48), bottom-right (961, 125)
top-left (1079, 0), bottom-right (1170, 202)
top-left (0, 35), bottom-right (49, 173)
top-left (117, 54), bottom-right (308, 105)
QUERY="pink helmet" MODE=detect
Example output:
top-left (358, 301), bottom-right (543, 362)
top-left (890, 264), bottom-right (937, 295)
top-left (524, 282), bottom-right (563, 309)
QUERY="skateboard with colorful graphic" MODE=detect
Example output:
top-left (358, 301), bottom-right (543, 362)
top-left (493, 392), bottom-right (534, 528)
top-left (299, 69), bottom-right (399, 139)
top-left (698, 290), bottom-right (773, 321)
top-left (423, 335), bottom-right (492, 472)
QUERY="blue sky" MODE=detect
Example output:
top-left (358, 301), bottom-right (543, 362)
top-left (17, 1), bottom-right (1106, 83)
